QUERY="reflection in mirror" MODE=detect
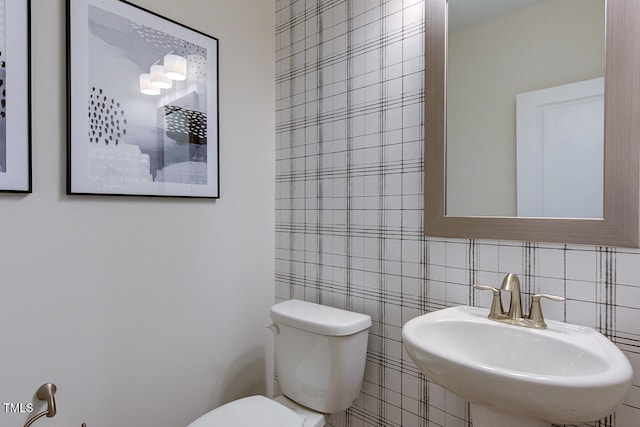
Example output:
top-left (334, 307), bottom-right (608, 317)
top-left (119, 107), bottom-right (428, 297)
top-left (445, 0), bottom-right (605, 218)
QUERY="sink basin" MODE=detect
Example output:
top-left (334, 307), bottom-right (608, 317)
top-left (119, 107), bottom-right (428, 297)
top-left (402, 305), bottom-right (633, 425)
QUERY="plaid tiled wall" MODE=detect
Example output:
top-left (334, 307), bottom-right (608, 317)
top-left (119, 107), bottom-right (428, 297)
top-left (274, 1), bottom-right (640, 426)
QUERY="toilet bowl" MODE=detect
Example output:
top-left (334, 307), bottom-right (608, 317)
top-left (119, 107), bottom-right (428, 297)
top-left (187, 300), bottom-right (371, 427)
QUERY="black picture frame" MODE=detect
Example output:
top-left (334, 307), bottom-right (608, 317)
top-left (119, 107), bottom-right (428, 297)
top-left (0, 0), bottom-right (31, 193)
top-left (67, 0), bottom-right (219, 198)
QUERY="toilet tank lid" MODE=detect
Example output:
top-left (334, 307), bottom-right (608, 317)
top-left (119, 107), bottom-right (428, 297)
top-left (271, 300), bottom-right (372, 336)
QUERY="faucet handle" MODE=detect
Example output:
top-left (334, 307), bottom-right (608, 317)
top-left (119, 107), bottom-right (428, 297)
top-left (528, 293), bottom-right (566, 329)
top-left (473, 285), bottom-right (504, 319)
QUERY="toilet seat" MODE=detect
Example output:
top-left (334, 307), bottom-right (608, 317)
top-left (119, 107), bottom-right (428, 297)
top-left (187, 395), bottom-right (304, 427)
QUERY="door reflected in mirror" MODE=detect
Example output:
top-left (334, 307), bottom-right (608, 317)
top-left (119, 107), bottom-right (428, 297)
top-left (445, 0), bottom-right (605, 218)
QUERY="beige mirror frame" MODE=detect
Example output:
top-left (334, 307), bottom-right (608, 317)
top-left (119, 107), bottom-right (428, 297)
top-left (425, 0), bottom-right (640, 247)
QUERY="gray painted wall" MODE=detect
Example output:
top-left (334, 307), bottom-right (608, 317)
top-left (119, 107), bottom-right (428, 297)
top-left (0, 1), bottom-right (274, 426)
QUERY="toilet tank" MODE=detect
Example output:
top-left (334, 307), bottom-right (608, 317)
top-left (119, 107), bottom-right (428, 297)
top-left (270, 300), bottom-right (371, 414)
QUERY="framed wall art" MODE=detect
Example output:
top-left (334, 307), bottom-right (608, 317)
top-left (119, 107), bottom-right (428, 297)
top-left (67, 0), bottom-right (219, 198)
top-left (0, 0), bottom-right (31, 193)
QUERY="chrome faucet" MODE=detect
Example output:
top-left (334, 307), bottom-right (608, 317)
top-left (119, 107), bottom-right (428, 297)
top-left (473, 273), bottom-right (565, 329)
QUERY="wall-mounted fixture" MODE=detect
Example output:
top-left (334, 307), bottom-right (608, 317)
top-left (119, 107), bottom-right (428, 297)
top-left (402, 304), bottom-right (633, 426)
top-left (24, 383), bottom-right (56, 427)
top-left (424, 0), bottom-right (640, 247)
top-left (23, 383), bottom-right (87, 427)
top-left (139, 53), bottom-right (188, 95)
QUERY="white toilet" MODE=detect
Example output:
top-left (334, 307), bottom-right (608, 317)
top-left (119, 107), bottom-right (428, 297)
top-left (188, 299), bottom-right (372, 427)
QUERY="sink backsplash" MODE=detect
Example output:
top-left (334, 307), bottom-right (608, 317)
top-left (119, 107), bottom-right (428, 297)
top-left (275, 0), bottom-right (639, 426)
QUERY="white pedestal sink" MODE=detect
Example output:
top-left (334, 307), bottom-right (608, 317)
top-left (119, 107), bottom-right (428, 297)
top-left (402, 306), bottom-right (633, 426)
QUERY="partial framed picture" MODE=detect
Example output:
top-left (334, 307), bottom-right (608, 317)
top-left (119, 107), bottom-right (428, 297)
top-left (0, 0), bottom-right (31, 193)
top-left (67, 0), bottom-right (219, 198)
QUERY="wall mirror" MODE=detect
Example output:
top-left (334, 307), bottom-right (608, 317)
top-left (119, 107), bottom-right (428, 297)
top-left (425, 0), bottom-right (640, 247)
